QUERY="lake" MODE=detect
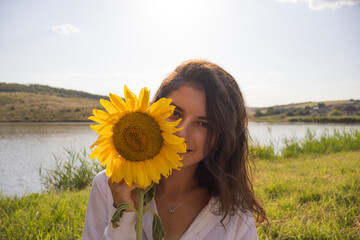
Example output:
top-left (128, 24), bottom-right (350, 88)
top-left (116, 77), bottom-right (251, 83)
top-left (1, 122), bottom-right (359, 196)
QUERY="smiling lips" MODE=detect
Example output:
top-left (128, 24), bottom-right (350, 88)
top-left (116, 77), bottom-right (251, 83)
top-left (183, 149), bottom-right (193, 154)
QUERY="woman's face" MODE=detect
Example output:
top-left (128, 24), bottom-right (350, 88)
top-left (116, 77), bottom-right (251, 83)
top-left (165, 85), bottom-right (209, 168)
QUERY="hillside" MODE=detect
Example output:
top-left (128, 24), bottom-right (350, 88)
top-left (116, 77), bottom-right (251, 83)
top-left (0, 82), bottom-right (107, 100)
top-left (249, 99), bottom-right (360, 123)
top-left (0, 83), bottom-right (108, 122)
top-left (1, 82), bottom-right (359, 123)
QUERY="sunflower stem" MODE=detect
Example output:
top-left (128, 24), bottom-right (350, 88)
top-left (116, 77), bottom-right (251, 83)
top-left (135, 188), bottom-right (146, 240)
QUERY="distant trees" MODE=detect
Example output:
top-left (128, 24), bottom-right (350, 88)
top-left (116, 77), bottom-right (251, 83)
top-left (318, 103), bottom-right (325, 108)
top-left (328, 110), bottom-right (343, 117)
top-left (254, 110), bottom-right (264, 117)
top-left (265, 107), bottom-right (281, 116)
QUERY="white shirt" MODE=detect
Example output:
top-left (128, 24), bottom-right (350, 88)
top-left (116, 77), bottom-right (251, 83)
top-left (82, 170), bottom-right (258, 240)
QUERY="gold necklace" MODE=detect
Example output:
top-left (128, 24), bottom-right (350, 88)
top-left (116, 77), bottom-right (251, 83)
top-left (157, 185), bottom-right (192, 213)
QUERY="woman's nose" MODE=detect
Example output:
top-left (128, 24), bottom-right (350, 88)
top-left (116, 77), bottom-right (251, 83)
top-left (176, 119), bottom-right (191, 140)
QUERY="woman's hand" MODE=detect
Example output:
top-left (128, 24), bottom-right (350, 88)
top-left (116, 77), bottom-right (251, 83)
top-left (108, 178), bottom-right (139, 211)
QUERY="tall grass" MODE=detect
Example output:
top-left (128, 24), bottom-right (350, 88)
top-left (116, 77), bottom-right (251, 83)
top-left (250, 142), bottom-right (276, 160)
top-left (281, 128), bottom-right (360, 158)
top-left (249, 125), bottom-right (277, 160)
top-left (38, 147), bottom-right (104, 192)
top-left (250, 128), bottom-right (360, 159)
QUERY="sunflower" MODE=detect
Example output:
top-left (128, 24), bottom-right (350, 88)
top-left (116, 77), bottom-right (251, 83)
top-left (89, 85), bottom-right (186, 188)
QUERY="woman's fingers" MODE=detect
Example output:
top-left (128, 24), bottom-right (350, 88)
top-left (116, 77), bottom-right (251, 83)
top-left (107, 178), bottom-right (142, 210)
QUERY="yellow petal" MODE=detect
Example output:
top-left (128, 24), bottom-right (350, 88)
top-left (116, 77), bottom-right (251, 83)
top-left (90, 135), bottom-right (111, 148)
top-left (93, 109), bottom-right (110, 118)
top-left (162, 146), bottom-right (183, 163)
top-left (153, 153), bottom-right (169, 177)
top-left (166, 118), bottom-right (183, 128)
top-left (123, 160), bottom-right (133, 187)
top-left (137, 87), bottom-right (150, 113)
top-left (164, 140), bottom-right (187, 153)
top-left (89, 145), bottom-right (108, 159)
top-left (90, 124), bottom-right (112, 136)
top-left (109, 93), bottom-right (129, 112)
top-left (100, 99), bottom-right (118, 114)
top-left (106, 158), bottom-right (116, 178)
top-left (144, 159), bottom-right (161, 183)
top-left (159, 119), bottom-right (183, 134)
top-left (90, 124), bottom-right (102, 134)
top-left (162, 131), bottom-right (185, 145)
top-left (148, 98), bottom-right (174, 120)
top-left (99, 146), bottom-right (113, 159)
top-left (140, 161), bottom-right (152, 187)
top-left (89, 109), bottom-right (110, 124)
top-left (98, 147), bottom-right (113, 166)
top-left (135, 162), bottom-right (145, 187)
top-left (124, 85), bottom-right (138, 111)
top-left (89, 116), bottom-right (105, 124)
top-left (112, 157), bottom-right (125, 183)
top-left (158, 148), bottom-right (179, 170)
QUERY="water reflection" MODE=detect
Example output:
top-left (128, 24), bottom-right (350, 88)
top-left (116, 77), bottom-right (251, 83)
top-left (0, 123), bottom-right (97, 196)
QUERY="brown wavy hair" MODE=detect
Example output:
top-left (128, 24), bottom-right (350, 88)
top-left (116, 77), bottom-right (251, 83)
top-left (153, 59), bottom-right (266, 224)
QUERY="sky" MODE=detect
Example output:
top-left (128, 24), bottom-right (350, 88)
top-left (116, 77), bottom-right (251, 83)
top-left (0, 0), bottom-right (359, 107)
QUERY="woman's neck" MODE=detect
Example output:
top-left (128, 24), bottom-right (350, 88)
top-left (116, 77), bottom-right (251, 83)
top-left (158, 164), bottom-right (198, 196)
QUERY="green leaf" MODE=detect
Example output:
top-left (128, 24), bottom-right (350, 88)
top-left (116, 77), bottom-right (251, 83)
top-left (152, 212), bottom-right (165, 240)
top-left (111, 203), bottom-right (131, 228)
top-left (144, 183), bottom-right (156, 209)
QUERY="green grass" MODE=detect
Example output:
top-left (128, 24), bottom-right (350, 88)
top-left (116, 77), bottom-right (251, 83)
top-left (1, 152), bottom-right (358, 239)
top-left (0, 189), bottom-right (90, 240)
top-left (255, 151), bottom-right (360, 239)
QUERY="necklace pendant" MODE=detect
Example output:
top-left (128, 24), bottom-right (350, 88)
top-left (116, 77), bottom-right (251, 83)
top-left (169, 208), bottom-right (174, 213)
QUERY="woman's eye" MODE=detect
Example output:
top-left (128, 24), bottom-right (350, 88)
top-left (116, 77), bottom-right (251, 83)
top-left (170, 111), bottom-right (181, 119)
top-left (198, 121), bottom-right (208, 128)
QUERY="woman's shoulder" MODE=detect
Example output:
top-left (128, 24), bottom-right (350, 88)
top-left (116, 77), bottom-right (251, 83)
top-left (209, 198), bottom-right (258, 237)
top-left (88, 170), bottom-right (113, 205)
top-left (92, 170), bottom-right (109, 188)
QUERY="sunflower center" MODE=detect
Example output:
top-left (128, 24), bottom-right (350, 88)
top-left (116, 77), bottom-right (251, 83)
top-left (123, 125), bottom-right (147, 152)
top-left (112, 112), bottom-right (163, 161)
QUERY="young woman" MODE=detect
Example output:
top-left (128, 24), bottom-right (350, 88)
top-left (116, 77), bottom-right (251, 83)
top-left (82, 59), bottom-right (266, 239)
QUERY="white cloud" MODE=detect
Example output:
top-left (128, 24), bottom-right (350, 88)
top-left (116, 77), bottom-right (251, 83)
top-left (51, 24), bottom-right (80, 35)
top-left (277, 0), bottom-right (360, 10)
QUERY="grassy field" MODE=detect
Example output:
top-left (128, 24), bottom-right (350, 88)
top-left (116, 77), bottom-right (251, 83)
top-left (0, 92), bottom-right (103, 122)
top-left (1, 151), bottom-right (359, 239)
top-left (255, 151), bottom-right (359, 239)
top-left (0, 189), bottom-right (90, 239)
